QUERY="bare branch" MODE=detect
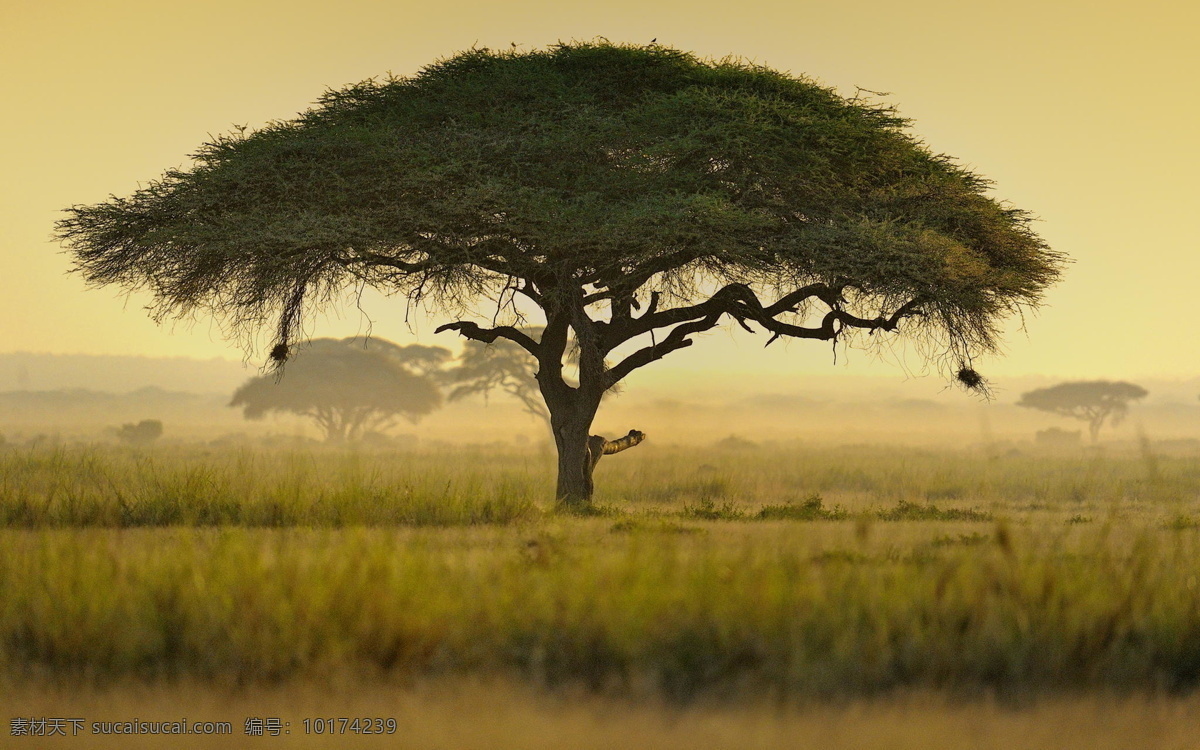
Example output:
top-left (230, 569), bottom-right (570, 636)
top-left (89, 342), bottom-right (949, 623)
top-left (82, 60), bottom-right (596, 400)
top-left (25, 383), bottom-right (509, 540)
top-left (603, 312), bottom-right (725, 388)
top-left (597, 282), bottom-right (825, 355)
top-left (602, 286), bottom-right (926, 388)
top-left (744, 296), bottom-right (927, 344)
top-left (434, 321), bottom-right (539, 356)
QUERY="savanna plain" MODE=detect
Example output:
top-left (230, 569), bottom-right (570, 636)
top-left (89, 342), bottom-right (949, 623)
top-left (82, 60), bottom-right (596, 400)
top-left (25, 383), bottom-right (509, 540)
top-left (5, 440), bottom-right (1200, 748)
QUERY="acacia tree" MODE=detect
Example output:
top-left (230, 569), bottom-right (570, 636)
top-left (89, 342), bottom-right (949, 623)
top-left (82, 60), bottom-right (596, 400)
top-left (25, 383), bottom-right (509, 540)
top-left (57, 43), bottom-right (1063, 507)
top-left (1017, 381), bottom-right (1147, 442)
top-left (115, 419), bottom-right (163, 445)
top-left (229, 337), bottom-right (446, 441)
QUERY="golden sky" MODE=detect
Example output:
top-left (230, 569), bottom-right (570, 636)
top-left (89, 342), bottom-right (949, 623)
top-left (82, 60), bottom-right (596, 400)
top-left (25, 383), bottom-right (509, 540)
top-left (2, 0), bottom-right (1197, 385)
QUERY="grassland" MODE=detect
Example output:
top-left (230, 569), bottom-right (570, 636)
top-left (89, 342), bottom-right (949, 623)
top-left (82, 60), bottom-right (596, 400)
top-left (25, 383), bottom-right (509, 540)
top-left (2, 440), bottom-right (1199, 745)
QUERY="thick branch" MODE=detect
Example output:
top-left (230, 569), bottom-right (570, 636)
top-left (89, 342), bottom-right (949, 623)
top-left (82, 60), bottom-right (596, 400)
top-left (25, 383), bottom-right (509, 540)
top-left (435, 321), bottom-right (539, 356)
top-left (603, 313), bottom-right (725, 388)
top-left (602, 286), bottom-right (925, 388)
top-left (602, 282), bottom-right (834, 352)
top-left (568, 294), bottom-right (607, 396)
top-left (581, 290), bottom-right (610, 306)
top-left (753, 296), bottom-right (926, 346)
top-left (601, 429), bottom-right (646, 455)
top-left (586, 429), bottom-right (646, 473)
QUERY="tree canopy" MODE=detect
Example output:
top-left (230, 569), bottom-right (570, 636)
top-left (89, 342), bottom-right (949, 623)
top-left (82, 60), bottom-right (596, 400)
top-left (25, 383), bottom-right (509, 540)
top-left (115, 419), bottom-right (163, 445)
top-left (57, 42), bottom-right (1064, 505)
top-left (229, 337), bottom-right (446, 442)
top-left (1017, 381), bottom-right (1147, 442)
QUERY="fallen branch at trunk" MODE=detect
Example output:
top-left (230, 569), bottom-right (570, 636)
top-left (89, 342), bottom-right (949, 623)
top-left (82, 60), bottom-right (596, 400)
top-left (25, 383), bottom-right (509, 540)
top-left (587, 429), bottom-right (646, 474)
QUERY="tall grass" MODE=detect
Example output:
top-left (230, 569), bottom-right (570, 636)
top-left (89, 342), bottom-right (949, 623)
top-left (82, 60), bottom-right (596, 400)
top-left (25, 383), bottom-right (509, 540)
top-left (3, 524), bottom-right (1200, 697)
top-left (1, 442), bottom-right (1198, 699)
top-left (0, 445), bottom-right (539, 526)
top-left (598, 444), bottom-right (1200, 510)
top-left (1, 442), bottom-right (1195, 526)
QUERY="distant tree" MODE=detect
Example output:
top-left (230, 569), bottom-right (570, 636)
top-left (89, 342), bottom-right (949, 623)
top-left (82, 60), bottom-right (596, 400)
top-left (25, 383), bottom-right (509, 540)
top-left (229, 338), bottom-right (446, 442)
top-left (115, 419), bottom-right (163, 445)
top-left (360, 340), bottom-right (454, 377)
top-left (1017, 381), bottom-right (1148, 442)
top-left (442, 326), bottom-right (620, 434)
top-left (57, 43), bottom-right (1063, 507)
top-left (445, 333), bottom-right (549, 430)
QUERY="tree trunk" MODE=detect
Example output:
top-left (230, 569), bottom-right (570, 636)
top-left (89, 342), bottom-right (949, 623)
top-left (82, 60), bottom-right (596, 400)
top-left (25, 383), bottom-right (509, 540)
top-left (551, 406), bottom-right (598, 509)
top-left (548, 403), bottom-right (648, 509)
top-left (549, 388), bottom-right (609, 506)
top-left (536, 313), bottom-right (646, 509)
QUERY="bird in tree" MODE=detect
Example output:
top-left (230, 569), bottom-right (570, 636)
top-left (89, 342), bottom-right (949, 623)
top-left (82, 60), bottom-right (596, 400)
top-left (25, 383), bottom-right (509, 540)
top-left (57, 42), bottom-right (1064, 508)
top-left (1017, 381), bottom-right (1148, 443)
top-left (228, 337), bottom-right (447, 442)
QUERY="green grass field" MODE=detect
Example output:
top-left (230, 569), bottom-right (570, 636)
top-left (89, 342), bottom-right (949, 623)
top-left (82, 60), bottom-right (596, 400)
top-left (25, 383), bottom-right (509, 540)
top-left (3, 441), bottom-right (1199, 745)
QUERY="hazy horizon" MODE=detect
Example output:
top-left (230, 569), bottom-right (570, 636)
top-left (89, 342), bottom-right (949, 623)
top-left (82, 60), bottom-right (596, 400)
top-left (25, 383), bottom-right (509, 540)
top-left (3, 349), bottom-right (1200, 397)
top-left (3, 350), bottom-right (1197, 449)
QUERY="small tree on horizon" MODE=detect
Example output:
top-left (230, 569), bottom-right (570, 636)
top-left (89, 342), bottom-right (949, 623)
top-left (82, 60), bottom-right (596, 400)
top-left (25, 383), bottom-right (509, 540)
top-left (228, 338), bottom-right (447, 442)
top-left (1017, 381), bottom-right (1148, 442)
top-left (115, 419), bottom-right (163, 445)
top-left (57, 42), bottom-right (1063, 507)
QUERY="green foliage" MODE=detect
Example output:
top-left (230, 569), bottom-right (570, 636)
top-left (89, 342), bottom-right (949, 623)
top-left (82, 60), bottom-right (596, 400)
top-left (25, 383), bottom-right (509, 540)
top-left (58, 42), bottom-right (1062, 376)
top-left (556, 502), bottom-right (623, 518)
top-left (681, 497), bottom-right (746, 521)
top-left (811, 549), bottom-right (873, 565)
top-left (927, 532), bottom-right (992, 547)
top-left (1165, 515), bottom-right (1200, 530)
top-left (1, 443), bottom-right (1193, 529)
top-left (875, 500), bottom-right (994, 522)
top-left (229, 337), bottom-right (447, 441)
top-left (5, 521), bottom-right (1200, 695)
top-left (756, 494), bottom-right (847, 520)
top-left (645, 476), bottom-right (731, 505)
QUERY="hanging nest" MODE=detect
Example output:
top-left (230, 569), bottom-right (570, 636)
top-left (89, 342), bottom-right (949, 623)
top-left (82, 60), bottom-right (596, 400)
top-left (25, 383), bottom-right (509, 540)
top-left (269, 343), bottom-right (290, 363)
top-left (956, 367), bottom-right (991, 396)
top-left (956, 367), bottom-right (983, 388)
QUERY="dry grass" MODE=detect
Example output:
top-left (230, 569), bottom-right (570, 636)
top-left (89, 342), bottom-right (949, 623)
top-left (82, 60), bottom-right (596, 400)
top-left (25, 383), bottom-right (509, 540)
top-left (1, 441), bottom-right (1199, 712)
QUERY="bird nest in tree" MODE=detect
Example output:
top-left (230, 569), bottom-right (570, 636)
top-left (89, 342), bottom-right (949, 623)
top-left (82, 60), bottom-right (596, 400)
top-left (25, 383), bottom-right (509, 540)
top-left (957, 367), bottom-right (989, 393)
